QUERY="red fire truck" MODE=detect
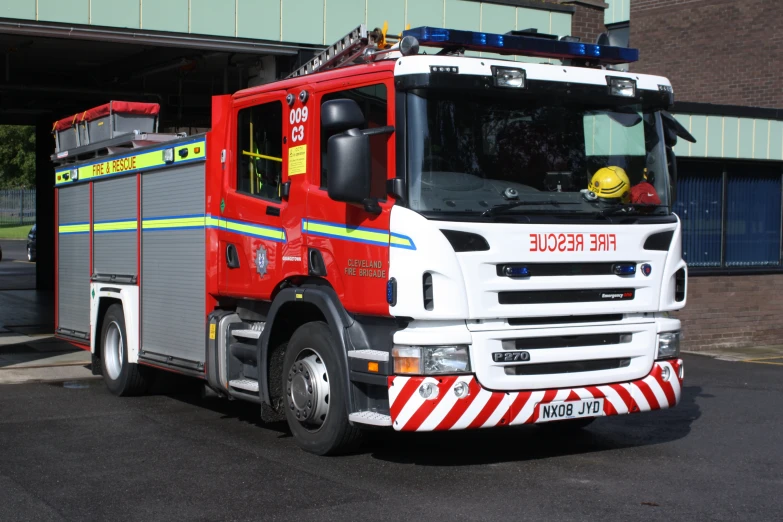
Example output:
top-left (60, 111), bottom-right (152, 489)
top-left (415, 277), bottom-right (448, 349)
top-left (53, 25), bottom-right (692, 455)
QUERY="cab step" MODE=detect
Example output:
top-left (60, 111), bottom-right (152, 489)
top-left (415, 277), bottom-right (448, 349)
top-left (228, 378), bottom-right (259, 393)
top-left (349, 411), bottom-right (392, 427)
top-left (232, 328), bottom-right (263, 340)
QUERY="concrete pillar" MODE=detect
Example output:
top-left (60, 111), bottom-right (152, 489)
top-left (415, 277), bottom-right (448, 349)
top-left (35, 117), bottom-right (54, 291)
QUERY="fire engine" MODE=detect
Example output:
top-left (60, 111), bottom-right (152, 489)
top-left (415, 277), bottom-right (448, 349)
top-left (52, 24), bottom-right (692, 455)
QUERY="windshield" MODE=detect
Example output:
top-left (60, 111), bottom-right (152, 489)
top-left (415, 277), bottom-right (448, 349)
top-left (406, 89), bottom-right (671, 217)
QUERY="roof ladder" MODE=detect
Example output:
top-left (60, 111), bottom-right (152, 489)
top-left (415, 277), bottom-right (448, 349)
top-left (287, 24), bottom-right (383, 78)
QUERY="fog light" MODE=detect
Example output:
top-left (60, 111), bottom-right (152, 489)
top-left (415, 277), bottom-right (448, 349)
top-left (419, 382), bottom-right (438, 400)
top-left (492, 66), bottom-right (526, 88)
top-left (660, 365), bottom-right (671, 382)
top-left (608, 77), bottom-right (636, 97)
top-left (453, 381), bottom-right (470, 398)
top-left (678, 362), bottom-right (684, 380)
top-left (619, 334), bottom-right (632, 343)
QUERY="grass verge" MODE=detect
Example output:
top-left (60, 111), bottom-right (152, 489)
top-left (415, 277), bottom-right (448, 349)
top-left (0, 224), bottom-right (32, 240)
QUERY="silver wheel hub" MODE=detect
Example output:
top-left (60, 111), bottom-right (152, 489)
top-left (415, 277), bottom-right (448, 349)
top-left (104, 321), bottom-right (124, 381)
top-left (287, 350), bottom-right (330, 430)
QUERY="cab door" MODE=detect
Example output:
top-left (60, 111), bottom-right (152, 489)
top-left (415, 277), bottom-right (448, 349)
top-left (220, 92), bottom-right (295, 300)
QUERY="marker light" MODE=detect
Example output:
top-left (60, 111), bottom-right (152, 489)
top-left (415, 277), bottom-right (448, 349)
top-left (493, 66), bottom-right (526, 88)
top-left (403, 26), bottom-right (639, 65)
top-left (608, 77), bottom-right (637, 97)
top-left (612, 263), bottom-right (636, 275)
top-left (70, 169), bottom-right (78, 181)
top-left (504, 266), bottom-right (530, 277)
top-left (162, 148), bottom-right (174, 163)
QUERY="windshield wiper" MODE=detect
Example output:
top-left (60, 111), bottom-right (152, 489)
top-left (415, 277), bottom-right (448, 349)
top-left (481, 200), bottom-right (578, 217)
top-left (599, 204), bottom-right (668, 217)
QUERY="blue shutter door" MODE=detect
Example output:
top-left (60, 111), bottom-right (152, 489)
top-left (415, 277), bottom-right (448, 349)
top-left (674, 174), bottom-right (722, 267)
top-left (725, 174), bottom-right (782, 267)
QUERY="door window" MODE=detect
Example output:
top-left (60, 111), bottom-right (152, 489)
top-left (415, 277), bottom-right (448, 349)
top-left (237, 101), bottom-right (283, 201)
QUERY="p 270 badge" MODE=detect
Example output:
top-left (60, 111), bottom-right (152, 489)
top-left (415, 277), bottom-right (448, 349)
top-left (493, 351), bottom-right (530, 363)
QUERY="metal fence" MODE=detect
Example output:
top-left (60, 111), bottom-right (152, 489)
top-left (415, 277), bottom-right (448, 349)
top-left (0, 189), bottom-right (36, 225)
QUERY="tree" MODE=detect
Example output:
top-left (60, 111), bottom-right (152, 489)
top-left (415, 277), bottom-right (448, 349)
top-left (0, 126), bottom-right (36, 189)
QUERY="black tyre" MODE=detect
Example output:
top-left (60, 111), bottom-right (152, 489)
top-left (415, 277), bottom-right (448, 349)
top-left (537, 417), bottom-right (595, 432)
top-left (282, 322), bottom-right (362, 455)
top-left (101, 304), bottom-right (153, 396)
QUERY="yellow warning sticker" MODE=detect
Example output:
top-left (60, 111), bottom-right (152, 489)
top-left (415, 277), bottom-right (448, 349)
top-left (288, 145), bottom-right (307, 176)
top-left (209, 324), bottom-right (216, 340)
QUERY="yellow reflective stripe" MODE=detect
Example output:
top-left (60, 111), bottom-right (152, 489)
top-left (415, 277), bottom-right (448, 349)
top-left (303, 220), bottom-right (389, 246)
top-left (142, 217), bottom-right (206, 230)
top-left (389, 235), bottom-right (414, 248)
top-left (58, 223), bottom-right (90, 234)
top-left (221, 219), bottom-right (286, 241)
top-left (55, 139), bottom-right (206, 186)
top-left (94, 220), bottom-right (137, 232)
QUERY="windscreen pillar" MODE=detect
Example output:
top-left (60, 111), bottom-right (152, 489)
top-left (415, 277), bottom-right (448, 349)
top-left (35, 117), bottom-right (55, 291)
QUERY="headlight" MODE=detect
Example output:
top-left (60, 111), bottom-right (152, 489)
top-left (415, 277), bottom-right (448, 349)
top-left (392, 345), bottom-right (471, 375)
top-left (608, 77), bottom-right (636, 97)
top-left (656, 331), bottom-right (681, 360)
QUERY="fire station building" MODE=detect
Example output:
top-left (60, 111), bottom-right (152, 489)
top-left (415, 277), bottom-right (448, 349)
top-left (0, 0), bottom-right (779, 352)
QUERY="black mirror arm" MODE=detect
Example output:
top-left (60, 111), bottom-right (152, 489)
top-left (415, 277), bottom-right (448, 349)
top-left (361, 125), bottom-right (395, 137)
top-left (362, 198), bottom-right (382, 214)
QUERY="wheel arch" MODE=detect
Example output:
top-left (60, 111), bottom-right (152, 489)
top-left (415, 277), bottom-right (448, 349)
top-left (90, 284), bottom-right (140, 364)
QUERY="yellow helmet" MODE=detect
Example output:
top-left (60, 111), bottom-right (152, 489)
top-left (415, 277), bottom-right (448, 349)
top-left (588, 166), bottom-right (630, 203)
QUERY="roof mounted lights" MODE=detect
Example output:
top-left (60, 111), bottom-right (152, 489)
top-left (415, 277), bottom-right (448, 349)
top-left (492, 66), bottom-right (526, 88)
top-left (402, 26), bottom-right (639, 65)
top-left (608, 77), bottom-right (637, 97)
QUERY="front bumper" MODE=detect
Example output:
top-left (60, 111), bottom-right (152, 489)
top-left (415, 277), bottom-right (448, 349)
top-left (388, 359), bottom-right (683, 432)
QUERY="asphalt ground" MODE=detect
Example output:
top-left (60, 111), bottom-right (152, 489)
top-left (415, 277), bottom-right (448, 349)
top-left (0, 239), bottom-right (35, 291)
top-left (0, 354), bottom-right (781, 522)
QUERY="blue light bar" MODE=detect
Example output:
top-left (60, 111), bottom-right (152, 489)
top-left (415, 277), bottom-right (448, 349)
top-left (402, 26), bottom-right (638, 65)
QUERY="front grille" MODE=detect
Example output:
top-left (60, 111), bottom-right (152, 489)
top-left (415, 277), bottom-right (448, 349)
top-left (507, 314), bottom-right (623, 326)
top-left (509, 332), bottom-right (629, 350)
top-left (504, 358), bottom-right (631, 376)
top-left (497, 262), bottom-right (633, 277)
top-left (499, 288), bottom-right (635, 305)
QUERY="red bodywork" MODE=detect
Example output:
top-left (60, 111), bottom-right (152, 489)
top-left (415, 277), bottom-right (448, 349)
top-left (207, 61), bottom-right (397, 316)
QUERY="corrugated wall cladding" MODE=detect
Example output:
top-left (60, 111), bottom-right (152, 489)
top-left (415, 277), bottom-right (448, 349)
top-left (93, 176), bottom-right (137, 277)
top-left (673, 114), bottom-right (783, 161)
top-left (3, 0), bottom-right (570, 46)
top-left (58, 184), bottom-right (90, 335)
top-left (725, 175), bottom-right (782, 267)
top-left (141, 164), bottom-right (205, 363)
top-left (604, 0), bottom-right (630, 24)
top-left (673, 175), bottom-right (722, 267)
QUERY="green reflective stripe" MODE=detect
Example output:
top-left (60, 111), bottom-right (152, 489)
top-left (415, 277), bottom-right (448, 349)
top-left (59, 223), bottom-right (90, 234)
top-left (94, 220), bottom-right (137, 232)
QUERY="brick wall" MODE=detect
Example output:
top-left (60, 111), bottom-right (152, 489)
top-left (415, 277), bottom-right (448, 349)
top-left (559, 0), bottom-right (608, 43)
top-left (673, 274), bottom-right (783, 352)
top-left (630, 0), bottom-right (783, 107)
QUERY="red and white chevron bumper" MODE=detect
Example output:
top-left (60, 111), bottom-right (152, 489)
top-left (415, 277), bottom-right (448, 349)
top-left (388, 359), bottom-right (683, 432)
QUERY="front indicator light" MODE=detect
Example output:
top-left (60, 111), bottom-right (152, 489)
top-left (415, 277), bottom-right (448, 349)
top-left (392, 345), bottom-right (471, 375)
top-left (656, 331), bottom-right (681, 360)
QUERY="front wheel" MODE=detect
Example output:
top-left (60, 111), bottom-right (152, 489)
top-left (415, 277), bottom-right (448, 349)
top-left (282, 322), bottom-right (362, 455)
top-left (101, 304), bottom-right (153, 396)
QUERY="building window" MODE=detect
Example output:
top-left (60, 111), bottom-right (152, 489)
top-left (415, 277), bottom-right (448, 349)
top-left (674, 160), bottom-right (782, 271)
top-left (320, 84), bottom-right (388, 200)
top-left (237, 101), bottom-right (283, 201)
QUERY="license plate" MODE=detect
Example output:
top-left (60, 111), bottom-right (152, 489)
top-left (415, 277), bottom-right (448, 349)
top-left (536, 398), bottom-right (604, 422)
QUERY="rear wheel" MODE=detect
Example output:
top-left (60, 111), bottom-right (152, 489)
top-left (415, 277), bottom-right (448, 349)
top-left (282, 322), bottom-right (362, 455)
top-left (101, 304), bottom-right (153, 396)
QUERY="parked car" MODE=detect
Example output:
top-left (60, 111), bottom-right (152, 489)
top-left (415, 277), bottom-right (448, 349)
top-left (27, 224), bottom-right (36, 262)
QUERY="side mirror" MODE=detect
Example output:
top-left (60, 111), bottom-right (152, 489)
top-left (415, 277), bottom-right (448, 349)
top-left (322, 99), bottom-right (365, 132)
top-left (327, 128), bottom-right (372, 205)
